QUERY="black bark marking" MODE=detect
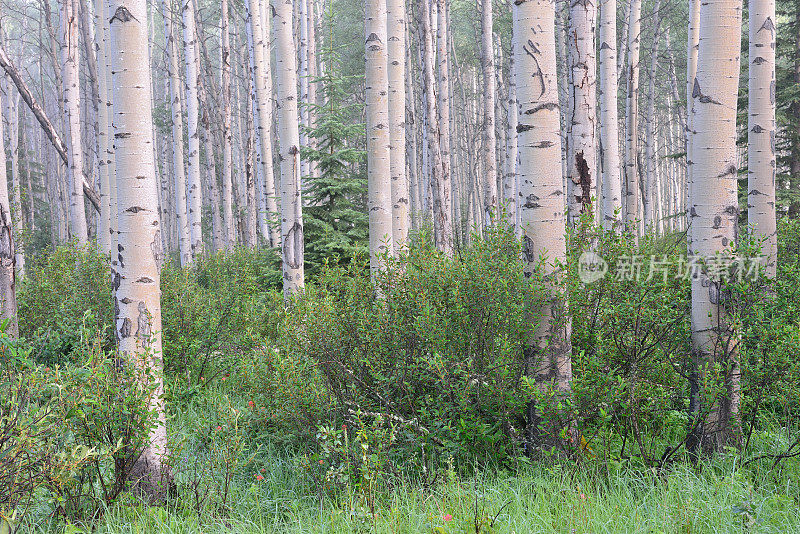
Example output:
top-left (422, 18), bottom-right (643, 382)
top-left (574, 151), bottom-right (592, 213)
top-left (759, 16), bottom-right (775, 34)
top-left (126, 206), bottom-right (145, 213)
top-left (136, 301), bottom-right (152, 349)
top-left (137, 277), bottom-right (154, 283)
top-left (110, 6), bottom-right (139, 24)
top-left (692, 78), bottom-right (721, 105)
top-left (120, 317), bottom-right (132, 338)
top-left (522, 236), bottom-right (536, 263)
top-left (284, 221), bottom-right (304, 270)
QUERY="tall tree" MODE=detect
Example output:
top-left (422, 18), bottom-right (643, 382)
top-left (221, 0), bottom-right (235, 250)
top-left (387, 0), bottom-right (409, 250)
top-left (162, 0), bottom-right (191, 266)
top-left (181, 0), bottom-right (202, 258)
top-left (480, 0), bottom-right (498, 225)
top-left (0, 86), bottom-right (16, 337)
top-left (688, 0), bottom-right (743, 454)
top-left (247, 0), bottom-right (278, 246)
top-left (566, 0), bottom-right (598, 223)
top-left (599, 0), bottom-right (622, 229)
top-left (435, 0), bottom-right (454, 253)
top-left (748, 0), bottom-right (777, 277)
top-left (108, 0), bottom-right (172, 498)
top-left (514, 0), bottom-right (574, 448)
top-left (273, 0), bottom-right (304, 296)
top-left (686, 0), bottom-right (700, 236)
top-left (365, 0), bottom-right (393, 270)
top-left (96, 0), bottom-right (114, 254)
top-left (624, 0), bottom-right (642, 233)
top-left (61, 0), bottom-right (88, 243)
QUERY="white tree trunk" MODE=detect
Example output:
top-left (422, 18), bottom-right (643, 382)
top-left (644, 0), bottom-right (662, 233)
top-left (387, 0), bottom-right (409, 250)
top-left (504, 43), bottom-right (518, 229)
top-left (162, 0), bottom-right (191, 265)
top-left (108, 0), bottom-right (171, 499)
top-left (96, 0), bottom-right (113, 254)
top-left (221, 0), bottom-right (235, 250)
top-left (514, 0), bottom-right (573, 446)
top-left (0, 84), bottom-right (17, 336)
top-left (748, 0), bottom-right (777, 277)
top-left (365, 0), bottom-right (393, 270)
top-left (686, 0), bottom-right (700, 238)
top-left (272, 0), bottom-right (304, 296)
top-left (181, 0), bottom-right (202, 258)
top-left (689, 0), bottom-right (742, 453)
top-left (566, 0), bottom-right (598, 224)
top-left (624, 0), bottom-right (642, 234)
top-left (435, 0), bottom-right (454, 253)
top-left (248, 0), bottom-right (278, 246)
top-left (480, 0), bottom-right (497, 225)
top-left (61, 0), bottom-right (88, 244)
top-left (599, 0), bottom-right (622, 230)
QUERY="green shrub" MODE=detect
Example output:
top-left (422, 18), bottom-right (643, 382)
top-left (284, 224), bottom-right (546, 464)
top-left (17, 244), bottom-right (113, 365)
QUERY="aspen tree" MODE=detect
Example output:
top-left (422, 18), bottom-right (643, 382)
top-left (273, 0), bottom-right (304, 296)
top-left (435, 0), bottom-right (454, 253)
top-left (505, 43), bottom-right (518, 229)
top-left (644, 0), bottom-right (662, 232)
top-left (95, 0), bottom-right (113, 253)
top-left (162, 0), bottom-right (191, 266)
top-left (5, 85), bottom-right (23, 277)
top-left (748, 0), bottom-right (777, 277)
top-left (181, 0), bottom-right (202, 258)
top-left (686, 0), bottom-right (700, 236)
top-left (61, 0), bottom-right (88, 243)
top-left (689, 0), bottom-right (743, 454)
top-left (624, 0), bottom-right (642, 233)
top-left (599, 0), bottom-right (622, 230)
top-left (247, 0), bottom-right (278, 246)
top-left (388, 0), bottom-right (409, 250)
top-left (0, 89), bottom-right (16, 337)
top-left (515, 0), bottom-right (574, 448)
top-left (109, 0), bottom-right (172, 499)
top-left (566, 0), bottom-right (598, 223)
top-left (221, 0), bottom-right (235, 250)
top-left (365, 0), bottom-right (393, 270)
top-left (480, 0), bottom-right (498, 225)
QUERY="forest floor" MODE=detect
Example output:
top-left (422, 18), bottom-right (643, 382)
top-left (25, 387), bottom-right (800, 534)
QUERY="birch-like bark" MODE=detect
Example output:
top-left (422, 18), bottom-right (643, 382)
top-left (388, 0), bottom-right (409, 250)
top-left (748, 0), bottom-right (777, 277)
top-left (599, 0), bottom-right (622, 230)
top-left (4, 85), bottom-right (23, 277)
top-left (221, 0), bottom-right (235, 250)
top-left (272, 0), bottom-right (304, 296)
top-left (181, 0), bottom-right (202, 257)
top-left (504, 42), bottom-right (518, 229)
top-left (623, 0), bottom-right (642, 234)
top-left (0, 87), bottom-right (16, 336)
top-left (244, 58), bottom-right (259, 247)
top-left (643, 0), bottom-right (662, 232)
top-left (686, 0), bottom-right (700, 239)
top-left (514, 0), bottom-right (573, 448)
top-left (108, 0), bottom-right (172, 499)
top-left (61, 0), bottom-right (88, 244)
top-left (566, 0), bottom-right (598, 224)
top-left (248, 0), bottom-right (278, 246)
top-left (162, 0), bottom-right (191, 265)
top-left (689, 0), bottom-right (742, 454)
top-left (435, 0), bottom-right (453, 253)
top-left (96, 0), bottom-right (113, 254)
top-left (365, 0), bottom-right (394, 270)
top-left (480, 0), bottom-right (497, 225)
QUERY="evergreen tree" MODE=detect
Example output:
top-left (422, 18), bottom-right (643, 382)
top-left (302, 33), bottom-right (368, 275)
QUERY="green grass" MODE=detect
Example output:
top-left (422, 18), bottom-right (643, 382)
top-left (18, 385), bottom-right (800, 534)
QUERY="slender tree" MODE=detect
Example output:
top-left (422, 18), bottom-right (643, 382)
top-left (61, 0), bottom-right (88, 243)
top-left (182, 0), bottom-right (202, 258)
top-left (599, 0), bottom-right (622, 229)
top-left (480, 0), bottom-right (498, 225)
top-left (748, 0), bottom-right (777, 277)
top-left (365, 0), bottom-right (393, 270)
top-left (108, 0), bottom-right (172, 499)
top-left (387, 0), bottom-right (409, 250)
top-left (624, 0), bottom-right (642, 233)
top-left (0, 87), bottom-right (16, 337)
top-left (221, 0), bottom-right (235, 250)
top-left (273, 0), bottom-right (304, 296)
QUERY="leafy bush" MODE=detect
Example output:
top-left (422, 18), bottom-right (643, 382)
top-left (17, 243), bottom-right (113, 365)
top-left (284, 225), bottom-right (547, 464)
top-left (160, 247), bottom-right (283, 389)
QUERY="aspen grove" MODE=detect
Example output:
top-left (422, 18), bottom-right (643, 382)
top-left (2, 0), bottom-right (800, 530)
